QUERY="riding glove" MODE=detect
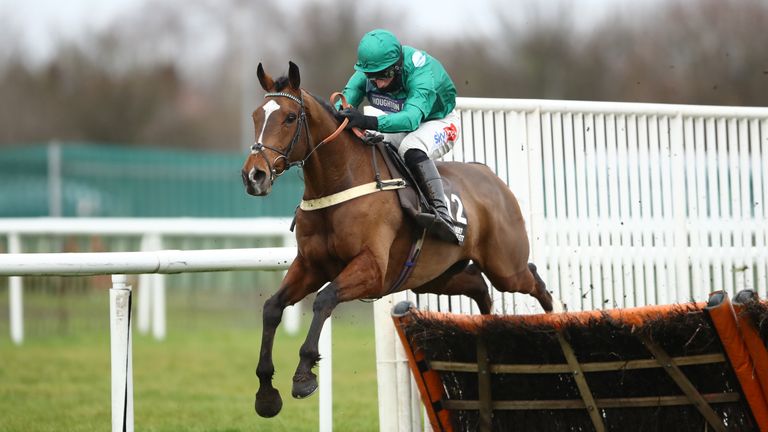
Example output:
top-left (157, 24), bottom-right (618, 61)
top-left (335, 107), bottom-right (378, 131)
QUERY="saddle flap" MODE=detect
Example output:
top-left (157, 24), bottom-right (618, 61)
top-left (376, 142), bottom-right (468, 244)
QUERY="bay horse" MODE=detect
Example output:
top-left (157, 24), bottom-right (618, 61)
top-left (241, 62), bottom-right (554, 418)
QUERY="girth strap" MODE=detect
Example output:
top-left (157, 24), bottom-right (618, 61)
top-left (385, 228), bottom-right (428, 295)
top-left (299, 179), bottom-right (406, 211)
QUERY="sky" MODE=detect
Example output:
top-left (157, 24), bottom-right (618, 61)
top-left (0, 0), bottom-right (665, 64)
top-left (0, 0), bottom-right (136, 58)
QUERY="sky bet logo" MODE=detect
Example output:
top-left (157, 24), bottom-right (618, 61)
top-left (433, 124), bottom-right (458, 146)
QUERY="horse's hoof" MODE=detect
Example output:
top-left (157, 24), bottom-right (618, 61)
top-left (291, 372), bottom-right (318, 399)
top-left (255, 387), bottom-right (283, 418)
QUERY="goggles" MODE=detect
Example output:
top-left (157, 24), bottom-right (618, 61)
top-left (365, 66), bottom-right (397, 80)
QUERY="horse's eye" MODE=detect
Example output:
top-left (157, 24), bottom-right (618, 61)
top-left (285, 113), bottom-right (298, 123)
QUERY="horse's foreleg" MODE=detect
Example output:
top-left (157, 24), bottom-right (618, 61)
top-left (255, 256), bottom-right (325, 418)
top-left (290, 281), bottom-right (339, 399)
top-left (291, 248), bottom-right (384, 399)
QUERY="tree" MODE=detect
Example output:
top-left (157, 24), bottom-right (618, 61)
top-left (0, 0), bottom-right (766, 149)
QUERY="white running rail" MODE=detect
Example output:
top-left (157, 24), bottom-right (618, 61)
top-left (1, 217), bottom-right (295, 344)
top-left (0, 247), bottom-right (336, 432)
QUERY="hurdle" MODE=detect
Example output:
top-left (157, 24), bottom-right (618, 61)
top-left (391, 290), bottom-right (768, 431)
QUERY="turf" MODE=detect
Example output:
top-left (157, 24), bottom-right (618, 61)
top-left (0, 306), bottom-right (379, 431)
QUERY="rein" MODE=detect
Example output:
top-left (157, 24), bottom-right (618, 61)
top-left (298, 93), bottom-right (363, 163)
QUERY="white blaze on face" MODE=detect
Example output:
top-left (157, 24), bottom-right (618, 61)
top-left (255, 99), bottom-right (281, 149)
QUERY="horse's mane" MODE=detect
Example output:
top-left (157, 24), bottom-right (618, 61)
top-left (307, 93), bottom-right (336, 116)
top-left (273, 75), bottom-right (340, 124)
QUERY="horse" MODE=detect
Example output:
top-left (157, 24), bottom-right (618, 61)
top-left (241, 62), bottom-right (555, 418)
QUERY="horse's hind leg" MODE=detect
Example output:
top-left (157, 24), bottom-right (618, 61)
top-left (255, 256), bottom-right (325, 418)
top-left (412, 262), bottom-right (492, 314)
top-left (482, 262), bottom-right (554, 313)
top-left (528, 263), bottom-right (555, 312)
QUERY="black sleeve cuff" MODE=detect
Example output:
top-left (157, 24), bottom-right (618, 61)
top-left (363, 115), bottom-right (378, 131)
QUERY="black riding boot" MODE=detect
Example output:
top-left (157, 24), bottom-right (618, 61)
top-left (407, 156), bottom-right (459, 243)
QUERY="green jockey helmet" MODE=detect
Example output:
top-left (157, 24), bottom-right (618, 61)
top-left (354, 29), bottom-right (402, 73)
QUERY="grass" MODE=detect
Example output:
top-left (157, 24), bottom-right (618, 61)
top-left (0, 292), bottom-right (380, 432)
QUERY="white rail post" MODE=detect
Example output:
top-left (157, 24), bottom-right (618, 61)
top-left (137, 233), bottom-right (162, 335)
top-left (374, 295), bottom-right (397, 432)
top-left (151, 275), bottom-right (167, 341)
top-left (374, 291), bottom-right (419, 431)
top-left (8, 232), bottom-right (23, 345)
top-left (319, 312), bottom-right (333, 432)
top-left (136, 274), bottom-right (151, 335)
top-left (110, 274), bottom-right (134, 432)
top-left (152, 251), bottom-right (166, 341)
top-left (282, 233), bottom-right (300, 335)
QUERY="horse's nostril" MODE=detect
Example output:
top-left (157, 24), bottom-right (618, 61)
top-left (252, 169), bottom-right (267, 184)
top-left (244, 167), bottom-right (269, 186)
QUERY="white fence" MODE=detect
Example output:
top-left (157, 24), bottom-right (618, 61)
top-left (450, 97), bottom-right (768, 311)
top-left (1, 217), bottom-right (296, 344)
top-left (374, 97), bottom-right (768, 431)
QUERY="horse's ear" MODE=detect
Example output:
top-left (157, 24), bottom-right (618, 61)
top-left (288, 61), bottom-right (301, 90)
top-left (257, 63), bottom-right (274, 91)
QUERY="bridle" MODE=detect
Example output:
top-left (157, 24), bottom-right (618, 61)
top-left (249, 91), bottom-right (311, 185)
top-left (249, 91), bottom-right (359, 186)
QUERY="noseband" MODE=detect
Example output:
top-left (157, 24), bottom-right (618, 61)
top-left (249, 91), bottom-right (311, 185)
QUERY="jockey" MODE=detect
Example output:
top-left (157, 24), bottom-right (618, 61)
top-left (336, 29), bottom-right (460, 243)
